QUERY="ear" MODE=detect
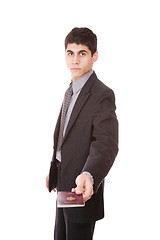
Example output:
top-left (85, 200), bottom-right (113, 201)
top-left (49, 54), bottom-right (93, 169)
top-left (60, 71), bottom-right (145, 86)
top-left (92, 51), bottom-right (98, 63)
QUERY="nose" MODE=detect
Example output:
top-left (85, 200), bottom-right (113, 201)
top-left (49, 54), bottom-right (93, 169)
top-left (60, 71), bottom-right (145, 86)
top-left (72, 54), bottom-right (80, 64)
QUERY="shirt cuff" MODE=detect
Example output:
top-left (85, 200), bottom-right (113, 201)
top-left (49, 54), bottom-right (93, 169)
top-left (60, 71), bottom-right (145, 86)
top-left (82, 171), bottom-right (94, 185)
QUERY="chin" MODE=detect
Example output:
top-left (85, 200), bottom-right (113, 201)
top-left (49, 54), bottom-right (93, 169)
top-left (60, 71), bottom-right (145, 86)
top-left (72, 73), bottom-right (81, 80)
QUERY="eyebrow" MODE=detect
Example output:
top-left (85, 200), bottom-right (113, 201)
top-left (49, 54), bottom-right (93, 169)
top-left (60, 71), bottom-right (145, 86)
top-left (79, 50), bottom-right (88, 53)
top-left (66, 50), bottom-right (88, 54)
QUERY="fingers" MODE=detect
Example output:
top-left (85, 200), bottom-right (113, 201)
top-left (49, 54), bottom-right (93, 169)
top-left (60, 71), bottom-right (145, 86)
top-left (83, 181), bottom-right (93, 201)
top-left (71, 188), bottom-right (76, 193)
top-left (46, 175), bottom-right (49, 191)
top-left (46, 175), bottom-right (56, 192)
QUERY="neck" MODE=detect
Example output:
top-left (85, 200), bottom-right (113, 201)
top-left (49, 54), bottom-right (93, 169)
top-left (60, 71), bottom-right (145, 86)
top-left (72, 69), bottom-right (92, 82)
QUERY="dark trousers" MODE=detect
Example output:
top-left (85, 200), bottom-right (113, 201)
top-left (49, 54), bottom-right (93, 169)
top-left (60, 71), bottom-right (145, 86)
top-left (54, 207), bottom-right (95, 240)
top-left (54, 160), bottom-right (96, 240)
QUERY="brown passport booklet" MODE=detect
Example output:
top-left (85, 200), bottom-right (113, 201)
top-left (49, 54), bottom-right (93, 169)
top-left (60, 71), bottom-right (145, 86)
top-left (57, 191), bottom-right (85, 208)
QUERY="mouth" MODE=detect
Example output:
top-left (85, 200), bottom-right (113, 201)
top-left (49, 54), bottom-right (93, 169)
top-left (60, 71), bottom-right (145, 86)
top-left (70, 68), bottom-right (81, 71)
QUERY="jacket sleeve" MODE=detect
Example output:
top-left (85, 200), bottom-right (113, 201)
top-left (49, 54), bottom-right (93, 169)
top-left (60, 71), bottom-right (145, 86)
top-left (82, 88), bottom-right (119, 193)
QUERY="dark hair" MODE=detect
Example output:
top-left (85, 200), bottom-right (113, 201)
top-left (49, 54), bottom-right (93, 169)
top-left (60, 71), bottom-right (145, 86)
top-left (65, 27), bottom-right (97, 56)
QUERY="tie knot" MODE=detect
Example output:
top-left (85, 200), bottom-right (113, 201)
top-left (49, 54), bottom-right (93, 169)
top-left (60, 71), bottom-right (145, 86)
top-left (66, 82), bottom-right (73, 96)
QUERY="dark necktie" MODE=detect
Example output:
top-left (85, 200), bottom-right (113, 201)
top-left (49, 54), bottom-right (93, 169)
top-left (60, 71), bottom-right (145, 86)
top-left (57, 83), bottom-right (73, 151)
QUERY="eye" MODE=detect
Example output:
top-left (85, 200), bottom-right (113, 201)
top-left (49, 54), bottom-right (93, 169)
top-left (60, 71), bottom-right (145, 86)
top-left (66, 51), bottom-right (73, 56)
top-left (80, 52), bottom-right (86, 56)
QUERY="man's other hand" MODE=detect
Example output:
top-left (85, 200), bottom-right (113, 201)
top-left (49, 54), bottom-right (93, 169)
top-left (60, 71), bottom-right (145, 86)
top-left (46, 175), bottom-right (56, 192)
top-left (72, 173), bottom-right (94, 202)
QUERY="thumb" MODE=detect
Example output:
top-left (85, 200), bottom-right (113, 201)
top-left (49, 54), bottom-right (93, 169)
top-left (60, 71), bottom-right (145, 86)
top-left (75, 175), bottom-right (85, 194)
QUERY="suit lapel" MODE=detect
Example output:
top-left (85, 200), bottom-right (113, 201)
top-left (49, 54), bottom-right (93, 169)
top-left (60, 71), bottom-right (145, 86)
top-left (62, 72), bottom-right (96, 144)
top-left (63, 92), bottom-right (90, 142)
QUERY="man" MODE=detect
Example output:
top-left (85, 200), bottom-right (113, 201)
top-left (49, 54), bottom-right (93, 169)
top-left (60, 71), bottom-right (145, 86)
top-left (46, 27), bottom-right (118, 240)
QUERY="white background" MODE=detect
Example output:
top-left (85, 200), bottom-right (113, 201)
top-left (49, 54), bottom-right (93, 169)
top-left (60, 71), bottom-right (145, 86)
top-left (0, 0), bottom-right (160, 239)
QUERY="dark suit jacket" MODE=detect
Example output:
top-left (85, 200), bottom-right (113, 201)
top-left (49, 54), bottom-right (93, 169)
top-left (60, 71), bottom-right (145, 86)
top-left (49, 71), bottom-right (118, 223)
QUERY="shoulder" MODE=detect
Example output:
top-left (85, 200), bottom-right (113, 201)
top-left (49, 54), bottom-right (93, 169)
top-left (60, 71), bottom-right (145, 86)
top-left (90, 72), bottom-right (115, 101)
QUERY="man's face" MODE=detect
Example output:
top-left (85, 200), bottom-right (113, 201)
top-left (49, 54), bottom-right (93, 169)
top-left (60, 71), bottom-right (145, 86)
top-left (65, 43), bottom-right (98, 82)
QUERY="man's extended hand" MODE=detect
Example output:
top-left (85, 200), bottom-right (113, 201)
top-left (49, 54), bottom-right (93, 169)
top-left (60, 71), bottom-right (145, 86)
top-left (72, 173), bottom-right (94, 202)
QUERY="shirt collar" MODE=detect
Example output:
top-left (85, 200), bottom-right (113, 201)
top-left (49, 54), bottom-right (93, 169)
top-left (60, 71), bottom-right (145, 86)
top-left (72, 70), bottom-right (93, 94)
